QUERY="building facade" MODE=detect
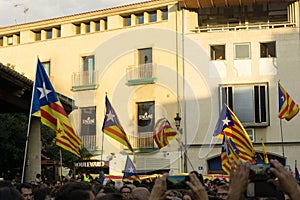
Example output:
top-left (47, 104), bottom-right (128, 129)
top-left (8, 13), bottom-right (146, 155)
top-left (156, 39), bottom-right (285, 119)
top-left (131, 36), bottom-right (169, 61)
top-left (0, 0), bottom-right (299, 175)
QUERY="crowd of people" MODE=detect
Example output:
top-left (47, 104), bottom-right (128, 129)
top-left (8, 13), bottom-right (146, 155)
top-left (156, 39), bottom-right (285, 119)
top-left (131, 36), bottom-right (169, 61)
top-left (0, 159), bottom-right (300, 200)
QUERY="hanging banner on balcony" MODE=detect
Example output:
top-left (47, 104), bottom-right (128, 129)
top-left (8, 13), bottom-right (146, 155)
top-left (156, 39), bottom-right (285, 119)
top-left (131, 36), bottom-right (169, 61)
top-left (137, 101), bottom-right (155, 133)
top-left (81, 106), bottom-right (96, 135)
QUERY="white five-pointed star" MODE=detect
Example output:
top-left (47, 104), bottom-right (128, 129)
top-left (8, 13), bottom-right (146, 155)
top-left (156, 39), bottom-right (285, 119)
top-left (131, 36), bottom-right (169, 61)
top-left (128, 166), bottom-right (134, 173)
top-left (222, 117), bottom-right (231, 126)
top-left (281, 95), bottom-right (285, 102)
top-left (37, 82), bottom-right (52, 100)
top-left (106, 110), bottom-right (115, 122)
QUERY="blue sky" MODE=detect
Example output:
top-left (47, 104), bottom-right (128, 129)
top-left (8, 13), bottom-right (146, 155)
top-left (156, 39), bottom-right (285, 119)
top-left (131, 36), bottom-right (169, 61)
top-left (0, 0), bottom-right (146, 27)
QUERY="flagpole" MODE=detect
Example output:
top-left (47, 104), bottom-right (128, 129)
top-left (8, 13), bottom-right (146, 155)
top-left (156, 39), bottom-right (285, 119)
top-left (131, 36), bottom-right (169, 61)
top-left (59, 148), bottom-right (63, 181)
top-left (279, 119), bottom-right (285, 158)
top-left (21, 60), bottom-right (38, 183)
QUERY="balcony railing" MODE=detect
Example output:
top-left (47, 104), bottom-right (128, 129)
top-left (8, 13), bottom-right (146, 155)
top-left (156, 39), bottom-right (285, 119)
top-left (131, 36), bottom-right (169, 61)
top-left (71, 70), bottom-right (99, 91)
top-left (126, 63), bottom-right (157, 85)
top-left (80, 135), bottom-right (96, 151)
top-left (128, 132), bottom-right (158, 153)
top-left (191, 22), bottom-right (296, 33)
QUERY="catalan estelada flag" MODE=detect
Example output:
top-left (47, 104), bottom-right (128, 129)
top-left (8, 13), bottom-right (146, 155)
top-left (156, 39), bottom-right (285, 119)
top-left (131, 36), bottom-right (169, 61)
top-left (261, 139), bottom-right (269, 164)
top-left (123, 155), bottom-right (140, 182)
top-left (153, 118), bottom-right (177, 149)
top-left (278, 83), bottom-right (299, 121)
top-left (102, 96), bottom-right (133, 152)
top-left (213, 104), bottom-right (255, 167)
top-left (32, 58), bottom-right (82, 156)
top-left (221, 133), bottom-right (239, 174)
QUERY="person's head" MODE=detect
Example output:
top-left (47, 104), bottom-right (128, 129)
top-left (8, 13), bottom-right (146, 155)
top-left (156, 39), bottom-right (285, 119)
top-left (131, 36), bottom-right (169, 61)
top-left (55, 181), bottom-right (95, 200)
top-left (216, 184), bottom-right (229, 200)
top-left (120, 185), bottom-right (132, 200)
top-left (17, 182), bottom-right (33, 200)
top-left (132, 187), bottom-right (150, 200)
top-left (95, 193), bottom-right (123, 200)
top-left (0, 186), bottom-right (23, 200)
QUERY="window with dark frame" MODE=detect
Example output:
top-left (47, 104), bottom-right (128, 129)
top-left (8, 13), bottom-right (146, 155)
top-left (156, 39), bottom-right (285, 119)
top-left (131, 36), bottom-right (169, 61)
top-left (35, 31), bottom-right (41, 41)
top-left (162, 9), bottom-right (168, 20)
top-left (149, 11), bottom-right (157, 22)
top-left (123, 16), bottom-right (131, 26)
top-left (210, 45), bottom-right (225, 60)
top-left (96, 21), bottom-right (101, 31)
top-left (260, 41), bottom-right (276, 58)
top-left (137, 13), bottom-right (144, 24)
top-left (46, 29), bottom-right (52, 39)
top-left (220, 83), bottom-right (269, 127)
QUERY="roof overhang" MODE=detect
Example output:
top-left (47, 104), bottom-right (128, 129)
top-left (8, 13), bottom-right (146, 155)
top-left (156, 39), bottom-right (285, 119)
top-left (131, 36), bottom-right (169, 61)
top-left (178, 0), bottom-right (297, 8)
top-left (0, 62), bottom-right (74, 114)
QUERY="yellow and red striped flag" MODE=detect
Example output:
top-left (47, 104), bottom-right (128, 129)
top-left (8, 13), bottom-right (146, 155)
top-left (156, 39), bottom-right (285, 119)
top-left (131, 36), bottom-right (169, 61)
top-left (261, 139), bottom-right (269, 164)
top-left (213, 104), bottom-right (255, 170)
top-left (153, 118), bottom-right (177, 149)
top-left (278, 83), bottom-right (299, 121)
top-left (32, 58), bottom-right (82, 156)
top-left (221, 133), bottom-right (240, 174)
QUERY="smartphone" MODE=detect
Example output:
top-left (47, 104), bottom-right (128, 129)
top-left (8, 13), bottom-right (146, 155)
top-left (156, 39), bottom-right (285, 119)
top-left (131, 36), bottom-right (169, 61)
top-left (166, 175), bottom-right (190, 190)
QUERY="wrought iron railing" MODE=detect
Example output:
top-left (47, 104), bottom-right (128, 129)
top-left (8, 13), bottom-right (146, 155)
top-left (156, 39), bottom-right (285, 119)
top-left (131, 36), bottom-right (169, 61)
top-left (126, 63), bottom-right (156, 85)
top-left (72, 70), bottom-right (99, 87)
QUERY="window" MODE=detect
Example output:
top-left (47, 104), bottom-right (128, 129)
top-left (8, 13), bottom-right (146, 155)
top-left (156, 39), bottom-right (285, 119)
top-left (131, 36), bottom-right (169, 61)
top-left (260, 41), bottom-right (276, 58)
top-left (96, 21), bottom-right (100, 31)
top-left (75, 24), bottom-right (80, 34)
top-left (234, 43), bottom-right (251, 59)
top-left (123, 16), bottom-right (131, 26)
top-left (210, 45), bottom-right (225, 60)
top-left (138, 48), bottom-right (153, 78)
top-left (149, 11), bottom-right (157, 22)
top-left (42, 61), bottom-right (50, 76)
top-left (8, 36), bottom-right (13, 45)
top-left (0, 37), bottom-right (3, 46)
top-left (46, 29), bottom-right (52, 39)
top-left (81, 106), bottom-right (96, 135)
top-left (245, 128), bottom-right (255, 142)
top-left (220, 83), bottom-right (269, 126)
top-left (85, 23), bottom-right (91, 33)
top-left (35, 31), bottom-right (41, 41)
top-left (137, 101), bottom-right (155, 133)
top-left (57, 28), bottom-right (61, 37)
top-left (162, 9), bottom-right (168, 20)
top-left (82, 55), bottom-right (95, 84)
top-left (137, 13), bottom-right (144, 24)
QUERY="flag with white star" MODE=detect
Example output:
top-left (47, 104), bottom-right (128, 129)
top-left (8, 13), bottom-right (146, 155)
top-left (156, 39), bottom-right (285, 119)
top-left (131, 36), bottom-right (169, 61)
top-left (123, 155), bottom-right (140, 182)
top-left (102, 96), bottom-right (133, 152)
top-left (32, 58), bottom-right (82, 157)
top-left (221, 133), bottom-right (239, 174)
top-left (213, 104), bottom-right (254, 168)
top-left (278, 83), bottom-right (299, 121)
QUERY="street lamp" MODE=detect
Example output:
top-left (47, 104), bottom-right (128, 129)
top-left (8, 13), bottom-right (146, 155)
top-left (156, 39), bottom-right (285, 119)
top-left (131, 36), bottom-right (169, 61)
top-left (174, 113), bottom-right (187, 173)
top-left (174, 113), bottom-right (181, 130)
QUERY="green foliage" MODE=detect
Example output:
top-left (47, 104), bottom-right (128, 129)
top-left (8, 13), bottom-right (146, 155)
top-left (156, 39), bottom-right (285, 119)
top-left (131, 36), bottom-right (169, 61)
top-left (0, 113), bottom-right (93, 175)
top-left (0, 113), bottom-right (27, 174)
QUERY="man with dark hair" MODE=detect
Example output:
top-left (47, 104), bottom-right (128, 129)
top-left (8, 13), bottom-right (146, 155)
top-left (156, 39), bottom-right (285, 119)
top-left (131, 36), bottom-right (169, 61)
top-left (55, 181), bottom-right (95, 200)
top-left (120, 185), bottom-right (133, 200)
top-left (16, 182), bottom-right (33, 200)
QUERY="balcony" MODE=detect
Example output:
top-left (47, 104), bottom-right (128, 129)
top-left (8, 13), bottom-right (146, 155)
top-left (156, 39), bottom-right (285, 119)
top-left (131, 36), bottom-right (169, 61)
top-left (128, 132), bottom-right (159, 153)
top-left (126, 63), bottom-right (157, 86)
top-left (191, 22), bottom-right (296, 33)
top-left (71, 70), bottom-right (99, 91)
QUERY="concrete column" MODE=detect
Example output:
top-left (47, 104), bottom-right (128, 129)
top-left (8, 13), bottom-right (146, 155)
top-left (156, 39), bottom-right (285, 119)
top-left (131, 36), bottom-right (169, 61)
top-left (25, 117), bottom-right (41, 182)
